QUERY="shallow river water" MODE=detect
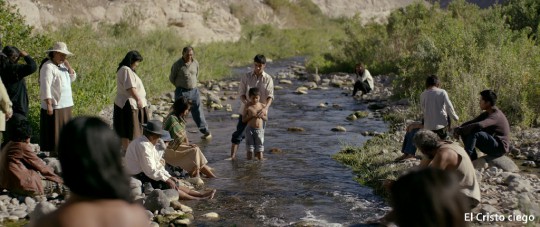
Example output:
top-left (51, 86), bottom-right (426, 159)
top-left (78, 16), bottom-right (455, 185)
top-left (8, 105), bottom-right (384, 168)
top-left (181, 57), bottom-right (390, 226)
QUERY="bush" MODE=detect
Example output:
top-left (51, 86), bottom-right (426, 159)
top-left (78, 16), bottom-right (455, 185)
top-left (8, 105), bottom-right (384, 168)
top-left (0, 0), bottom-right (50, 142)
top-left (321, 0), bottom-right (540, 127)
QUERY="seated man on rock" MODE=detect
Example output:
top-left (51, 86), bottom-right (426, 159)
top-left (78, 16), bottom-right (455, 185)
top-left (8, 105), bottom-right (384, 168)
top-left (0, 118), bottom-right (63, 196)
top-left (415, 129), bottom-right (481, 209)
top-left (395, 75), bottom-right (459, 162)
top-left (124, 120), bottom-right (215, 200)
top-left (453, 90), bottom-right (510, 161)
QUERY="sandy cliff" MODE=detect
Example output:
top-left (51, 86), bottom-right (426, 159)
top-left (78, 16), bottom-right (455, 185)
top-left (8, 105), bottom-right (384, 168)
top-left (5, 0), bottom-right (503, 43)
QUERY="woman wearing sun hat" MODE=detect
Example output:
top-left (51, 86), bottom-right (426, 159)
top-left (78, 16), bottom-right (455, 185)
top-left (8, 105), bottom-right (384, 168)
top-left (39, 42), bottom-right (76, 155)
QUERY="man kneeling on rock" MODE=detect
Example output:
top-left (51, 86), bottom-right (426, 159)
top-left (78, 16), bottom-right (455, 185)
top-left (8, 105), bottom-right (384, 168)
top-left (125, 120), bottom-right (215, 200)
top-left (415, 129), bottom-right (481, 209)
top-left (453, 90), bottom-right (510, 161)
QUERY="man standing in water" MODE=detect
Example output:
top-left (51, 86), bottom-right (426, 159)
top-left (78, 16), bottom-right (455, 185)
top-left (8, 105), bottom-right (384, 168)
top-left (230, 54), bottom-right (274, 160)
top-left (169, 46), bottom-right (212, 139)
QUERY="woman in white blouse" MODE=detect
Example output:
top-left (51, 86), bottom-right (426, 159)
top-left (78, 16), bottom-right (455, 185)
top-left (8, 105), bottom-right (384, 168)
top-left (39, 42), bottom-right (76, 156)
top-left (113, 51), bottom-right (148, 153)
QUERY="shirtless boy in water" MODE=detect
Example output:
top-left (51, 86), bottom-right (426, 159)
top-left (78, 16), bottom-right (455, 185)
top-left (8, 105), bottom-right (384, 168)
top-left (242, 87), bottom-right (267, 160)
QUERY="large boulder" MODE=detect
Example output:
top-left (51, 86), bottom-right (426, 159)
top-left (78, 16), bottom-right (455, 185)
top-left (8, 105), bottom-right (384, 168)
top-left (29, 201), bottom-right (56, 221)
top-left (473, 155), bottom-right (519, 173)
top-left (144, 189), bottom-right (170, 212)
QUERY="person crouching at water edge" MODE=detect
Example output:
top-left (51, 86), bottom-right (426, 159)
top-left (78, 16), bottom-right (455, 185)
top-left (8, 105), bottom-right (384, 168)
top-left (242, 87), bottom-right (267, 160)
top-left (125, 120), bottom-right (216, 200)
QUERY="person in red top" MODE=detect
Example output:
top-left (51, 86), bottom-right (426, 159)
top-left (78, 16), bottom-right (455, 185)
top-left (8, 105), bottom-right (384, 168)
top-left (0, 116), bottom-right (63, 196)
top-left (453, 90), bottom-right (511, 161)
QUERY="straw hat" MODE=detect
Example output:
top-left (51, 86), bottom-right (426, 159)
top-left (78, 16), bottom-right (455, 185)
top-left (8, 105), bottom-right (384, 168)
top-left (46, 42), bottom-right (73, 55)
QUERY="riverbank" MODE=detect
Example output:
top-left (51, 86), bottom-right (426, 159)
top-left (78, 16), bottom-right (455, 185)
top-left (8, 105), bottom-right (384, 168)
top-left (1, 59), bottom-right (391, 226)
top-left (334, 77), bottom-right (540, 226)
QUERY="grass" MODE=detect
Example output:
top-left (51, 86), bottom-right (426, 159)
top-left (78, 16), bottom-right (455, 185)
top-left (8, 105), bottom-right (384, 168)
top-left (333, 132), bottom-right (408, 198)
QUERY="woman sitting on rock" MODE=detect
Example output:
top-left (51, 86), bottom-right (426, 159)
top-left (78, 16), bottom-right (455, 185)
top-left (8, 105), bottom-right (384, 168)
top-left (163, 97), bottom-right (216, 178)
top-left (0, 117), bottom-right (63, 196)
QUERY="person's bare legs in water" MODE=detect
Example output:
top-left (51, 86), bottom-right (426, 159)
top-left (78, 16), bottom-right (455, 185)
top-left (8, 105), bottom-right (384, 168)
top-left (177, 186), bottom-right (216, 200)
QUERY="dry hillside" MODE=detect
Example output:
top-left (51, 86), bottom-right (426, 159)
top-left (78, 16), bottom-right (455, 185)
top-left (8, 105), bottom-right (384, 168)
top-left (6, 0), bottom-right (504, 43)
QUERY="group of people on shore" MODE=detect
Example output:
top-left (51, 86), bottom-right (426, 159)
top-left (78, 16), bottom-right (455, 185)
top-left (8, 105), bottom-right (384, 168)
top-left (381, 74), bottom-right (511, 226)
top-left (0, 37), bottom-right (515, 226)
top-left (0, 40), bottom-right (277, 225)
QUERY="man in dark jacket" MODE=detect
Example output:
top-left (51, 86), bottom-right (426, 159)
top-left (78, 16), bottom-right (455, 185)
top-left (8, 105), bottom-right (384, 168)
top-left (453, 90), bottom-right (510, 160)
top-left (1, 46), bottom-right (37, 117)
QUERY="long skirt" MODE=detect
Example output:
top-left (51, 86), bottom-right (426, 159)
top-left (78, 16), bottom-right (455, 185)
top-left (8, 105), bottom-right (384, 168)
top-left (113, 101), bottom-right (148, 140)
top-left (164, 145), bottom-right (208, 172)
top-left (40, 106), bottom-right (72, 156)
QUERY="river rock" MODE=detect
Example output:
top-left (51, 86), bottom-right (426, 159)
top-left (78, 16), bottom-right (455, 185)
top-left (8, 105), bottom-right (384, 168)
top-left (368, 102), bottom-right (387, 110)
top-left (346, 114), bottom-right (357, 121)
top-left (163, 189), bottom-right (180, 201)
top-left (279, 79), bottom-right (293, 85)
top-left (480, 204), bottom-right (500, 214)
top-left (505, 175), bottom-right (533, 192)
top-left (211, 84), bottom-right (221, 92)
top-left (202, 212), bottom-right (219, 219)
top-left (29, 201), bottom-right (56, 221)
top-left (354, 111), bottom-right (369, 118)
top-left (330, 79), bottom-right (343, 87)
top-left (7, 216), bottom-right (18, 221)
top-left (295, 86), bottom-right (308, 94)
top-left (473, 158), bottom-right (489, 170)
top-left (210, 103), bottom-right (223, 110)
top-left (144, 189), bottom-right (170, 212)
top-left (331, 126), bottom-right (346, 132)
top-left (174, 218), bottom-right (191, 225)
top-left (479, 156), bottom-right (519, 172)
top-left (304, 82), bottom-right (317, 89)
top-left (287, 127), bottom-right (305, 132)
top-left (160, 206), bottom-right (176, 215)
top-left (269, 148), bottom-right (282, 153)
top-left (170, 200), bottom-right (183, 211)
top-left (307, 74), bottom-right (321, 84)
top-left (522, 161), bottom-right (537, 168)
top-left (179, 204), bottom-right (193, 213)
top-left (24, 197), bottom-right (36, 207)
top-left (206, 91), bottom-right (222, 105)
top-left (130, 179), bottom-right (143, 197)
top-left (143, 182), bottom-right (154, 194)
top-left (43, 158), bottom-right (62, 175)
top-left (145, 210), bottom-right (154, 220)
top-left (10, 209), bottom-right (27, 218)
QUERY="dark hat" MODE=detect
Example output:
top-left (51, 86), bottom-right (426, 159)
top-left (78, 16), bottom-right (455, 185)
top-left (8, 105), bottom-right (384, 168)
top-left (161, 130), bottom-right (173, 142)
top-left (142, 120), bottom-right (164, 135)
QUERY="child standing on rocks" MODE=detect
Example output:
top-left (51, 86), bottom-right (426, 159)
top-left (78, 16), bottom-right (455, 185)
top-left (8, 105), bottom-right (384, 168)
top-left (242, 87), bottom-right (267, 160)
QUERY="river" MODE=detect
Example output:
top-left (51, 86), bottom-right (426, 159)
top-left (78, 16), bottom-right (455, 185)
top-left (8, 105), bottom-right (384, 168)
top-left (180, 57), bottom-right (390, 226)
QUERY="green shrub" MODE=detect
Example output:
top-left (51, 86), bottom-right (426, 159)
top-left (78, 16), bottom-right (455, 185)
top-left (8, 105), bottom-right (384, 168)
top-left (321, 0), bottom-right (540, 127)
top-left (0, 0), bottom-right (50, 142)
